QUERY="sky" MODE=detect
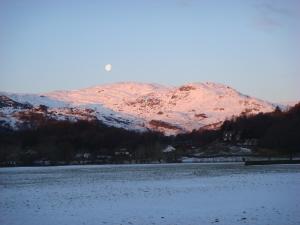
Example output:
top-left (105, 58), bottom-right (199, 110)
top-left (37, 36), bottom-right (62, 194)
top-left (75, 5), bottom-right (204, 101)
top-left (0, 0), bottom-right (299, 102)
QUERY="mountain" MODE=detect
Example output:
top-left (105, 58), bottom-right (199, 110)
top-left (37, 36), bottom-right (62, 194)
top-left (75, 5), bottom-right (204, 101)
top-left (0, 82), bottom-right (276, 135)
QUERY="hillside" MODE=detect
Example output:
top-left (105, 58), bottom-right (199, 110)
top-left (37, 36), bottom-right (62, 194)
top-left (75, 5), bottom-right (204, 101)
top-left (1, 82), bottom-right (276, 134)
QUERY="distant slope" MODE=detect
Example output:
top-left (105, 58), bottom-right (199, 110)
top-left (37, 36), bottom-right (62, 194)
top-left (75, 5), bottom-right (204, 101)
top-left (1, 82), bottom-right (275, 135)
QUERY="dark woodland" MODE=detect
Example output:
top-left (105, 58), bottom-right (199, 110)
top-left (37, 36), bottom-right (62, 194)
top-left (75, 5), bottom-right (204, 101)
top-left (1, 103), bottom-right (299, 166)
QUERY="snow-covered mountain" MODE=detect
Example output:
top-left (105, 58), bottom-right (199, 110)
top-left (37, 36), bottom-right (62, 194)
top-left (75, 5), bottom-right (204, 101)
top-left (0, 82), bottom-right (276, 135)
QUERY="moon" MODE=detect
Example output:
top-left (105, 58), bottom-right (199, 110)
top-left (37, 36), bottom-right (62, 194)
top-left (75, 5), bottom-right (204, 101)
top-left (105, 64), bottom-right (112, 72)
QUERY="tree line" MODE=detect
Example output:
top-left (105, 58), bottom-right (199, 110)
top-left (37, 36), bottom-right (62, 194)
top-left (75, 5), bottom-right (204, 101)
top-left (0, 103), bottom-right (299, 166)
top-left (221, 103), bottom-right (300, 156)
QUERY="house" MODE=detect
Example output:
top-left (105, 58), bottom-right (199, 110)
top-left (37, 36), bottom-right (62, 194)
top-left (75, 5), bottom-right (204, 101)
top-left (114, 148), bottom-right (132, 163)
top-left (96, 155), bottom-right (112, 164)
top-left (162, 145), bottom-right (179, 163)
top-left (83, 153), bottom-right (91, 159)
top-left (223, 131), bottom-right (242, 142)
top-left (115, 148), bottom-right (131, 156)
top-left (163, 145), bottom-right (176, 153)
top-left (243, 139), bottom-right (258, 146)
top-left (74, 152), bottom-right (92, 164)
top-left (223, 131), bottom-right (234, 141)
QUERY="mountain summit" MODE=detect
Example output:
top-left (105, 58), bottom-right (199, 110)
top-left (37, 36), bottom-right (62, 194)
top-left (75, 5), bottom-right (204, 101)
top-left (1, 82), bottom-right (275, 135)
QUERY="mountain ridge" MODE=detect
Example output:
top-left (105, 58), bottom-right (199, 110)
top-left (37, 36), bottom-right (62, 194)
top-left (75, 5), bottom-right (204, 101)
top-left (0, 82), bottom-right (278, 135)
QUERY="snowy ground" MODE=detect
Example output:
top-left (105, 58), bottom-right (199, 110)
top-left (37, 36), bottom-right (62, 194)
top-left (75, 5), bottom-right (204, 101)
top-left (0, 163), bottom-right (300, 225)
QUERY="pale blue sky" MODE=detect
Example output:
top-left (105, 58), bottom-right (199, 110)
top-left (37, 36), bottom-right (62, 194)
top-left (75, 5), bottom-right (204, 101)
top-left (0, 0), bottom-right (299, 102)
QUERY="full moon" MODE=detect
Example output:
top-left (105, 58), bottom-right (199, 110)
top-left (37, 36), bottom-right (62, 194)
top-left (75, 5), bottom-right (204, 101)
top-left (105, 64), bottom-right (112, 72)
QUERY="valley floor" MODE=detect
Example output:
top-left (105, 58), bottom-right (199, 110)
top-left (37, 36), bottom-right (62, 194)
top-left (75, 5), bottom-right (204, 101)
top-left (0, 163), bottom-right (299, 225)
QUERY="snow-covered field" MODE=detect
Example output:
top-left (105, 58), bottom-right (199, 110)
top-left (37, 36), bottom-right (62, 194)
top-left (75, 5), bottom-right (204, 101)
top-left (1, 163), bottom-right (299, 225)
